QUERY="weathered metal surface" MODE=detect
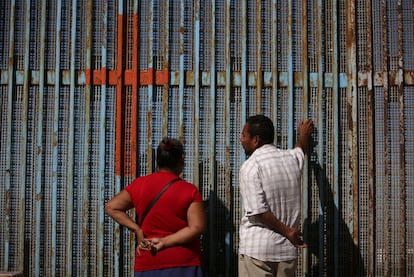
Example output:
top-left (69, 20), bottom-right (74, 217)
top-left (33, 0), bottom-right (47, 275)
top-left (365, 0), bottom-right (375, 275)
top-left (194, 0), bottom-right (201, 189)
top-left (3, 0), bottom-right (15, 272)
top-left (0, 0), bottom-right (413, 276)
top-left (300, 0), bottom-right (309, 273)
top-left (394, 2), bottom-right (407, 276)
top-left (8, 68), bottom-right (414, 87)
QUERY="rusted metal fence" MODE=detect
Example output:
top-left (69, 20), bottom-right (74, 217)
top-left (0, 0), bottom-right (413, 276)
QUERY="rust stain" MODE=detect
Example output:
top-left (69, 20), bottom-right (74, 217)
top-left (345, 2), bottom-right (356, 50)
top-left (156, 69), bottom-right (169, 85)
top-left (147, 68), bottom-right (154, 84)
top-left (93, 70), bottom-right (102, 84)
top-left (293, 72), bottom-right (303, 87)
top-left (404, 70), bottom-right (414, 84)
top-left (85, 69), bottom-right (169, 86)
top-left (101, 67), bottom-right (107, 85)
top-left (358, 71), bottom-right (368, 87)
top-left (141, 71), bottom-right (149, 85)
top-left (85, 68), bottom-right (92, 85)
top-left (8, 55), bottom-right (14, 68)
top-left (5, 190), bottom-right (10, 216)
top-left (388, 71), bottom-right (397, 86)
top-left (347, 98), bottom-right (353, 132)
top-left (109, 70), bottom-right (118, 84)
top-left (124, 70), bottom-right (135, 85)
top-left (373, 71), bottom-right (384, 86)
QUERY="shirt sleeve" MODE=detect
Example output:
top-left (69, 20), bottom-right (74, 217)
top-left (291, 147), bottom-right (305, 171)
top-left (124, 180), bottom-right (137, 204)
top-left (192, 187), bottom-right (203, 203)
top-left (240, 159), bottom-right (269, 217)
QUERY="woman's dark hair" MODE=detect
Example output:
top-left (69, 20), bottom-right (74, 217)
top-left (156, 137), bottom-right (184, 169)
top-left (246, 115), bottom-right (275, 144)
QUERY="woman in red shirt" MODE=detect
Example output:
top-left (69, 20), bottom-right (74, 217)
top-left (105, 138), bottom-right (206, 277)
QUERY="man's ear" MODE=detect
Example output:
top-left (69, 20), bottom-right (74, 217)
top-left (253, 135), bottom-right (261, 147)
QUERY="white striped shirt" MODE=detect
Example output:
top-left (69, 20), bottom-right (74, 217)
top-left (239, 144), bottom-right (304, 262)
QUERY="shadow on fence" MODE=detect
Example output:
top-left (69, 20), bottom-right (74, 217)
top-left (304, 159), bottom-right (365, 276)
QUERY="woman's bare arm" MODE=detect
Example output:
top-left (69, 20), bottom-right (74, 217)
top-left (105, 190), bottom-right (145, 244)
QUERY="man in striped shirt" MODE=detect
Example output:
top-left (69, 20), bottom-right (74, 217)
top-left (238, 115), bottom-right (314, 277)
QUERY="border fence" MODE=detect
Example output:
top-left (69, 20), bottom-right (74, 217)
top-left (0, 0), bottom-right (413, 276)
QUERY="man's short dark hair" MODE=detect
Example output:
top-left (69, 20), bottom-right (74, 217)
top-left (246, 115), bottom-right (275, 145)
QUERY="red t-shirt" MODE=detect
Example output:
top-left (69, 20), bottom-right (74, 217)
top-left (125, 171), bottom-right (203, 272)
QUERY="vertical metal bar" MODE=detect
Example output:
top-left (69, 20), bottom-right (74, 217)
top-left (224, 1), bottom-right (231, 273)
top-left (35, 0), bottom-right (47, 275)
top-left (97, 1), bottom-right (108, 276)
top-left (3, 0), bottom-right (14, 270)
top-left (127, 1), bottom-right (140, 275)
top-left (82, 0), bottom-right (93, 274)
top-left (19, 0), bottom-right (31, 271)
top-left (128, 0), bottom-right (139, 178)
top-left (241, 0), bottom-right (247, 126)
top-left (301, 0), bottom-right (309, 273)
top-left (194, 0), bottom-right (200, 186)
top-left (331, 0), bottom-right (340, 274)
top-left (380, 0), bottom-right (390, 275)
top-left (346, 0), bottom-right (358, 274)
top-left (178, 0), bottom-right (185, 139)
top-left (51, 0), bottom-right (63, 273)
top-left (240, 0), bottom-right (247, 209)
top-left (224, 0), bottom-right (234, 276)
top-left (209, 1), bottom-right (217, 274)
top-left (131, 0), bottom-right (138, 180)
top-left (365, 0), bottom-right (375, 275)
top-left (114, 1), bottom-right (124, 276)
top-left (65, 0), bottom-right (77, 275)
top-left (271, 0), bottom-right (278, 143)
top-left (162, 0), bottom-right (169, 136)
top-left (147, 0), bottom-right (154, 173)
top-left (287, 0), bottom-right (294, 148)
top-left (225, 0), bottom-right (231, 195)
top-left (316, 0), bottom-right (325, 274)
top-left (210, 0), bottom-right (216, 167)
top-left (256, 0), bottom-right (262, 113)
top-left (382, 83), bottom-right (390, 273)
top-left (398, 94), bottom-right (407, 275)
top-left (4, 0), bottom-right (16, 271)
top-left (396, 0), bottom-right (406, 274)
